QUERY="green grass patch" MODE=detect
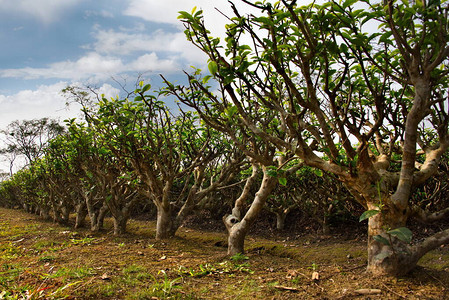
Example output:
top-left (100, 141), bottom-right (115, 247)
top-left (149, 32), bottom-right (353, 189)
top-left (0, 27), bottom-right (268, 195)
top-left (44, 266), bottom-right (95, 281)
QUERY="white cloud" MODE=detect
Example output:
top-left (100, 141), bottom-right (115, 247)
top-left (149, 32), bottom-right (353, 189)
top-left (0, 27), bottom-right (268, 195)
top-left (0, 51), bottom-right (183, 82)
top-left (0, 82), bottom-right (120, 129)
top-left (124, 0), bottom-right (265, 33)
top-left (0, 0), bottom-right (82, 24)
top-left (88, 27), bottom-right (206, 64)
top-left (0, 53), bottom-right (123, 81)
top-left (0, 82), bottom-right (79, 129)
top-left (123, 0), bottom-right (269, 62)
top-left (129, 53), bottom-right (179, 73)
top-left (124, 0), bottom-right (233, 29)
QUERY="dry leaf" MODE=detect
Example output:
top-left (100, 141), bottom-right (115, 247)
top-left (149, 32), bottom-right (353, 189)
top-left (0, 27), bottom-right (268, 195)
top-left (286, 269), bottom-right (298, 279)
top-left (354, 288), bottom-right (381, 295)
top-left (274, 285), bottom-right (301, 292)
top-left (311, 271), bottom-right (319, 281)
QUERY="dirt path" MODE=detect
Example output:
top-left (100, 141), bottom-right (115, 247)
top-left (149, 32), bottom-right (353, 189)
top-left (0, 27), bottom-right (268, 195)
top-left (1, 208), bottom-right (448, 299)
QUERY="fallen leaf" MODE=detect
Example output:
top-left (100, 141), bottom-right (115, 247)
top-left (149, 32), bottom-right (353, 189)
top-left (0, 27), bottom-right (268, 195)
top-left (354, 288), bottom-right (381, 295)
top-left (286, 269), bottom-right (298, 279)
top-left (274, 285), bottom-right (301, 292)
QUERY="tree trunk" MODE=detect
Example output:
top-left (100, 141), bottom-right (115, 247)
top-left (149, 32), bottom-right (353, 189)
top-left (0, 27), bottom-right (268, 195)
top-left (155, 205), bottom-right (177, 240)
top-left (87, 202), bottom-right (108, 232)
top-left (113, 214), bottom-right (128, 235)
top-left (366, 201), bottom-right (410, 276)
top-left (322, 215), bottom-right (330, 235)
top-left (40, 206), bottom-right (51, 221)
top-left (275, 211), bottom-right (287, 230)
top-left (227, 219), bottom-right (247, 255)
top-left (225, 170), bottom-right (277, 255)
top-left (60, 204), bottom-right (71, 225)
top-left (74, 202), bottom-right (87, 229)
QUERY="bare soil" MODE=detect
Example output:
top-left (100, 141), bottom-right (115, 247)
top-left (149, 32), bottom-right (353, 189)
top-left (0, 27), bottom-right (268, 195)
top-left (1, 207), bottom-right (448, 299)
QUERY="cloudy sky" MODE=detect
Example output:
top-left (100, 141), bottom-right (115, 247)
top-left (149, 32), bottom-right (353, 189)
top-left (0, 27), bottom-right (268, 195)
top-left (0, 0), bottom-right (258, 129)
top-left (0, 0), bottom-right (265, 172)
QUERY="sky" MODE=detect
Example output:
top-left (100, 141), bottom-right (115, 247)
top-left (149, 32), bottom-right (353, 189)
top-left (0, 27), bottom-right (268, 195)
top-left (0, 0), bottom-right (260, 126)
top-left (0, 0), bottom-right (263, 172)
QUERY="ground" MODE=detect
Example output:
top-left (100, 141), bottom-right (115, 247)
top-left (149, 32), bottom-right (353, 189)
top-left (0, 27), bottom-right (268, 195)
top-left (0, 207), bottom-right (448, 299)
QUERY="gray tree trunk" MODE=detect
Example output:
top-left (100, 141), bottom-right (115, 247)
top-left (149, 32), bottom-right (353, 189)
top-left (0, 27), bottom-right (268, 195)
top-left (155, 205), bottom-right (177, 240)
top-left (74, 202), bottom-right (87, 229)
top-left (225, 170), bottom-right (277, 255)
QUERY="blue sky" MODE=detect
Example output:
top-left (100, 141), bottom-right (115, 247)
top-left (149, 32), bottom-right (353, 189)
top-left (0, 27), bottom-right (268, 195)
top-left (0, 0), bottom-right (263, 172)
top-left (0, 0), bottom-right (257, 131)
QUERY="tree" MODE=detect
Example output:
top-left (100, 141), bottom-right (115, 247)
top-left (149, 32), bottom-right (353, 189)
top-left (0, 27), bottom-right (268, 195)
top-left (176, 0), bottom-right (449, 276)
top-left (1, 118), bottom-right (64, 169)
top-left (165, 70), bottom-right (301, 254)
top-left (82, 83), bottom-right (244, 239)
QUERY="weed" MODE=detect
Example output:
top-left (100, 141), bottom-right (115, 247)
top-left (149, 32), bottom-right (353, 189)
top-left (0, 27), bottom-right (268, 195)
top-left (148, 271), bottom-right (182, 298)
top-left (122, 264), bottom-right (152, 285)
top-left (178, 260), bottom-right (254, 278)
top-left (308, 263), bottom-right (319, 271)
top-left (123, 264), bottom-right (146, 275)
top-left (0, 242), bottom-right (23, 260)
top-left (0, 264), bottom-right (22, 289)
top-left (44, 266), bottom-right (94, 281)
top-left (69, 237), bottom-right (96, 245)
top-left (38, 253), bottom-right (56, 263)
top-left (230, 253), bottom-right (249, 262)
top-left (177, 263), bottom-right (217, 277)
top-left (96, 282), bottom-right (119, 297)
top-left (33, 240), bottom-right (63, 251)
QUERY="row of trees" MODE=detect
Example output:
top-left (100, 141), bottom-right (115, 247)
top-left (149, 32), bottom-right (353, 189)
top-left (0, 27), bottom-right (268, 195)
top-left (1, 0), bottom-right (449, 277)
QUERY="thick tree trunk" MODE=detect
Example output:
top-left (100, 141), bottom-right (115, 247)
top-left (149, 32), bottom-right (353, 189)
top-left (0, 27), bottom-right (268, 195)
top-left (366, 201), bottom-right (411, 276)
top-left (155, 205), bottom-right (177, 240)
top-left (227, 219), bottom-right (247, 255)
top-left (113, 214), bottom-right (129, 235)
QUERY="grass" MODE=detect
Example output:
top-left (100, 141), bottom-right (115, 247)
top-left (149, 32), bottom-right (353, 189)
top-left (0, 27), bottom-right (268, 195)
top-left (0, 207), bottom-right (449, 299)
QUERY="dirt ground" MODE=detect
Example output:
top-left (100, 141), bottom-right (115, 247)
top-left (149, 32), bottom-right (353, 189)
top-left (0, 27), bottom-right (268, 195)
top-left (1, 207), bottom-right (448, 299)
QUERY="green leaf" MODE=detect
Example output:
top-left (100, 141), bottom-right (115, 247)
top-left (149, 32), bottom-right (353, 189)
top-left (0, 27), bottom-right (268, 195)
top-left (202, 75), bottom-right (212, 84)
top-left (387, 227), bottom-right (412, 244)
top-left (343, 0), bottom-right (358, 8)
top-left (141, 84), bottom-right (151, 93)
top-left (314, 169), bottom-right (323, 177)
top-left (208, 61), bottom-right (218, 75)
top-left (359, 209), bottom-right (380, 222)
top-left (178, 11), bottom-right (192, 20)
top-left (278, 177), bottom-right (287, 186)
top-left (373, 235), bottom-right (390, 246)
top-left (266, 168), bottom-right (278, 178)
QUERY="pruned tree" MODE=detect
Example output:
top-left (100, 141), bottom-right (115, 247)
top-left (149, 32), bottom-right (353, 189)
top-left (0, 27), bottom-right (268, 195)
top-left (175, 0), bottom-right (449, 276)
top-left (165, 72), bottom-right (302, 254)
top-left (82, 83), bottom-right (244, 239)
